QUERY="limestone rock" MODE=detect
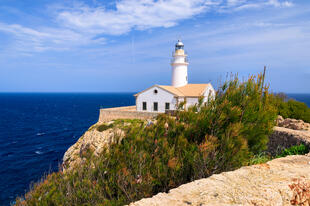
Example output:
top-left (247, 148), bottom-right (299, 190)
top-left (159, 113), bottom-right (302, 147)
top-left (277, 115), bottom-right (310, 131)
top-left (276, 115), bottom-right (285, 125)
top-left (130, 154), bottom-right (310, 206)
top-left (62, 123), bottom-right (124, 171)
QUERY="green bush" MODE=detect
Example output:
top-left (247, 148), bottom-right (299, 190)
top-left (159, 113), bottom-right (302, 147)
top-left (15, 74), bottom-right (278, 206)
top-left (277, 144), bottom-right (309, 157)
top-left (273, 93), bottom-right (310, 123)
top-left (96, 123), bottom-right (113, 132)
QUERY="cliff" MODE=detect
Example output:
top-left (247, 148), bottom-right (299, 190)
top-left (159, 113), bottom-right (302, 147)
top-left (129, 153), bottom-right (310, 206)
top-left (63, 119), bottom-right (144, 171)
top-left (60, 116), bottom-right (310, 205)
top-left (62, 122), bottom-right (123, 170)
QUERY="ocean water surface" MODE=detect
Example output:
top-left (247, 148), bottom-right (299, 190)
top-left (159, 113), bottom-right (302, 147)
top-left (0, 93), bottom-right (309, 205)
top-left (0, 93), bottom-right (135, 206)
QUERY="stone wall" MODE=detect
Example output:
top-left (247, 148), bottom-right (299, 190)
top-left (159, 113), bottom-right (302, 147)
top-left (267, 126), bottom-right (310, 155)
top-left (98, 106), bottom-right (158, 123)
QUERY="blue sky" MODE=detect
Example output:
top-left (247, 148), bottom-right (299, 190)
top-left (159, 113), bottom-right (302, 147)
top-left (0, 0), bottom-right (309, 93)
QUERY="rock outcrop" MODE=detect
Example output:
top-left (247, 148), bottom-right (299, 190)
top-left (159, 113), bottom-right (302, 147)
top-left (62, 119), bottom-right (147, 171)
top-left (277, 115), bottom-right (310, 131)
top-left (63, 122), bottom-right (124, 171)
top-left (130, 153), bottom-right (310, 206)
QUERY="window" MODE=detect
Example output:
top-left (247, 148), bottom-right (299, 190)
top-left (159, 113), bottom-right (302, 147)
top-left (142, 102), bottom-right (147, 111)
top-left (153, 102), bottom-right (158, 111)
top-left (165, 102), bottom-right (170, 110)
top-left (154, 89), bottom-right (158, 94)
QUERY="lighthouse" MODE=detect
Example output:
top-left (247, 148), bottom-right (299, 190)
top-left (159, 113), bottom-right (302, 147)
top-left (171, 40), bottom-right (189, 87)
top-left (134, 40), bottom-right (215, 113)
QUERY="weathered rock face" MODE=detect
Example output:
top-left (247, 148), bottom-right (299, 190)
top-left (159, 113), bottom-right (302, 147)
top-left (130, 153), bottom-right (310, 206)
top-left (277, 115), bottom-right (310, 131)
top-left (62, 123), bottom-right (124, 171)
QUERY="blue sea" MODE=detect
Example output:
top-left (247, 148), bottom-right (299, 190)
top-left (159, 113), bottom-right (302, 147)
top-left (0, 93), bottom-right (135, 206)
top-left (0, 93), bottom-right (309, 206)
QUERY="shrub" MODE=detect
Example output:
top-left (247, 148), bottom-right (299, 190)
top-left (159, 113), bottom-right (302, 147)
top-left (273, 93), bottom-right (310, 123)
top-left (178, 74), bottom-right (277, 157)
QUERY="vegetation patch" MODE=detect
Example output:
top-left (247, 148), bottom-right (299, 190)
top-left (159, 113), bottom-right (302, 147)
top-left (96, 123), bottom-right (114, 132)
top-left (274, 94), bottom-right (310, 123)
top-left (277, 144), bottom-right (309, 157)
top-left (248, 152), bottom-right (271, 165)
top-left (94, 119), bottom-right (145, 133)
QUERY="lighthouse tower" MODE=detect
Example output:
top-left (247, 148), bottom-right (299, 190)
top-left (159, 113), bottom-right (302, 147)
top-left (171, 40), bottom-right (189, 87)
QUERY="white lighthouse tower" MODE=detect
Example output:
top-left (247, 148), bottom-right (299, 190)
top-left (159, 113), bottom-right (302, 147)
top-left (171, 40), bottom-right (189, 87)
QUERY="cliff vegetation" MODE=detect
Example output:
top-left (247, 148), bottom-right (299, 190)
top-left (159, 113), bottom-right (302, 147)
top-left (15, 74), bottom-right (310, 206)
top-left (274, 93), bottom-right (310, 123)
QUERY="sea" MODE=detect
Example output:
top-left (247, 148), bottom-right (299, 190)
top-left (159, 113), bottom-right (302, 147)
top-left (0, 93), bottom-right (309, 206)
top-left (0, 93), bottom-right (135, 206)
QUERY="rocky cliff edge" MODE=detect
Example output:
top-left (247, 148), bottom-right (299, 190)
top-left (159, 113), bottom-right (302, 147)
top-left (130, 153), bottom-right (310, 206)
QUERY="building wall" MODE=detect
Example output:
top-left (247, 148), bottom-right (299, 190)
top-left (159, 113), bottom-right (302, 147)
top-left (185, 97), bottom-right (199, 109)
top-left (203, 85), bottom-right (216, 103)
top-left (182, 86), bottom-right (216, 109)
top-left (136, 86), bottom-right (177, 113)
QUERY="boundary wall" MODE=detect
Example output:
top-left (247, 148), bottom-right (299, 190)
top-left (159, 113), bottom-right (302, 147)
top-left (98, 106), bottom-right (159, 123)
top-left (267, 126), bottom-right (310, 155)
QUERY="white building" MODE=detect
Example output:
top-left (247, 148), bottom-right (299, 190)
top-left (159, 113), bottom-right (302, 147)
top-left (134, 40), bottom-right (215, 113)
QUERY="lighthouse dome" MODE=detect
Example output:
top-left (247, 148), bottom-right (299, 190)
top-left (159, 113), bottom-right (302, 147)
top-left (175, 40), bottom-right (184, 51)
top-left (175, 40), bottom-right (184, 47)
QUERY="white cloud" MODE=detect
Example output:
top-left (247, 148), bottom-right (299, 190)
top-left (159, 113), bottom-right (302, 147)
top-left (267, 0), bottom-right (293, 7)
top-left (0, 0), bottom-right (295, 53)
top-left (221, 0), bottom-right (293, 11)
top-left (56, 0), bottom-right (211, 35)
top-left (0, 22), bottom-right (101, 53)
top-left (56, 0), bottom-right (294, 35)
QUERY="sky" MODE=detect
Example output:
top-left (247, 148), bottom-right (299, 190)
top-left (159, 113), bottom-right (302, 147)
top-left (0, 0), bottom-right (309, 93)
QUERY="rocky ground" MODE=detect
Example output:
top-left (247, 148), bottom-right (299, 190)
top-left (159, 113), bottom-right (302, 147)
top-left (277, 115), bottom-right (310, 131)
top-left (130, 154), bottom-right (310, 206)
